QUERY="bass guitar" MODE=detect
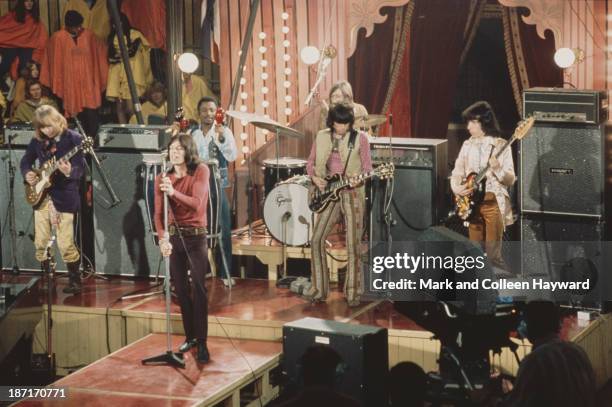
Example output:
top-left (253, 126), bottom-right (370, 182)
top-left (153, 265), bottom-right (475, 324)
top-left (309, 163), bottom-right (395, 213)
top-left (452, 116), bottom-right (535, 222)
top-left (25, 136), bottom-right (93, 208)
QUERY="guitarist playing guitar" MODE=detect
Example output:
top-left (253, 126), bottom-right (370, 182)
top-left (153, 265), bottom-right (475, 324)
top-left (305, 103), bottom-right (373, 307)
top-left (20, 105), bottom-right (86, 294)
top-left (450, 101), bottom-right (516, 271)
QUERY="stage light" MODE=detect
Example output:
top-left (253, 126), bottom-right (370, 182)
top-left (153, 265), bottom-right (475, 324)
top-left (260, 60), bottom-right (268, 68)
top-left (240, 92), bottom-right (248, 100)
top-left (262, 100), bottom-right (270, 108)
top-left (177, 53), bottom-right (199, 73)
top-left (284, 108), bottom-right (292, 115)
top-left (281, 12), bottom-right (289, 20)
top-left (283, 54), bottom-right (291, 62)
top-left (261, 86), bottom-right (269, 94)
top-left (240, 77), bottom-right (247, 85)
top-left (240, 132), bottom-right (248, 140)
top-left (261, 72), bottom-right (269, 80)
top-left (240, 105), bottom-right (247, 112)
top-left (259, 46), bottom-right (267, 54)
top-left (258, 32), bottom-right (266, 40)
top-left (284, 67), bottom-right (292, 75)
top-left (283, 40), bottom-right (290, 48)
top-left (554, 48), bottom-right (576, 68)
top-left (282, 26), bottom-right (290, 34)
top-left (285, 95), bottom-right (292, 102)
top-left (283, 80), bottom-right (291, 88)
top-left (242, 146), bottom-right (250, 154)
top-left (300, 46), bottom-right (320, 65)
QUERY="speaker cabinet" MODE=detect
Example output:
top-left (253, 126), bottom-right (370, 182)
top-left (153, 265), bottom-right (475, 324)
top-left (368, 138), bottom-right (447, 242)
top-left (519, 123), bottom-right (604, 218)
top-left (92, 150), bottom-right (161, 276)
top-left (520, 215), bottom-right (608, 305)
top-left (0, 148), bottom-right (67, 271)
top-left (282, 317), bottom-right (388, 407)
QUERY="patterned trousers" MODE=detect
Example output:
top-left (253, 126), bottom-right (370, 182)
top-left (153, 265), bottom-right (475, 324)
top-left (309, 189), bottom-right (363, 303)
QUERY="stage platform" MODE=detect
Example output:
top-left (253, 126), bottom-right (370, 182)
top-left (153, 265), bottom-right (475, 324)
top-left (16, 333), bottom-right (282, 407)
top-left (2, 271), bottom-right (610, 394)
top-left (231, 220), bottom-right (348, 281)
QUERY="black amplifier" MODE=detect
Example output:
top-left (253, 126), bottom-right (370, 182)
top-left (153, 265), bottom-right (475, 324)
top-left (98, 124), bottom-right (171, 151)
top-left (523, 88), bottom-right (608, 124)
top-left (2, 124), bottom-right (35, 147)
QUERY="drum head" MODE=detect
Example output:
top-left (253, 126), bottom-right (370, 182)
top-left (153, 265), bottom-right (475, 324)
top-left (262, 157), bottom-right (307, 168)
top-left (263, 183), bottom-right (313, 246)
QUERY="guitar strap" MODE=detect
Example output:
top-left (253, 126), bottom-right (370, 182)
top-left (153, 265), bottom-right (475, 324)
top-left (341, 129), bottom-right (358, 177)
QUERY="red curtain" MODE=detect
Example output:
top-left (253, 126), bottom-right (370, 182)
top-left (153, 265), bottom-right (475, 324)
top-left (348, 7), bottom-right (397, 115)
top-left (409, 0), bottom-right (476, 139)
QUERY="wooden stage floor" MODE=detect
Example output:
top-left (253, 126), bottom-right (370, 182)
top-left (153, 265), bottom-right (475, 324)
top-left (15, 333), bottom-right (282, 407)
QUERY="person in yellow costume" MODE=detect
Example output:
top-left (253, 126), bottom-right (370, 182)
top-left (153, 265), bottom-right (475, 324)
top-left (107, 13), bottom-right (153, 123)
top-left (129, 82), bottom-right (167, 124)
top-left (63, 0), bottom-right (110, 40)
top-left (181, 72), bottom-right (213, 123)
top-left (10, 80), bottom-right (58, 123)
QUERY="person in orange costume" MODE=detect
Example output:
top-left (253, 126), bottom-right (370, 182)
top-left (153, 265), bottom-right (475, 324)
top-left (121, 0), bottom-right (166, 50)
top-left (0, 0), bottom-right (48, 80)
top-left (40, 10), bottom-right (107, 137)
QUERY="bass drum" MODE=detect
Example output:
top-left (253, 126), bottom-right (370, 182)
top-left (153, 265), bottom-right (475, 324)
top-left (263, 175), bottom-right (313, 246)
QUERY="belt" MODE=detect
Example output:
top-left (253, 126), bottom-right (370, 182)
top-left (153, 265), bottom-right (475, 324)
top-left (168, 225), bottom-right (207, 237)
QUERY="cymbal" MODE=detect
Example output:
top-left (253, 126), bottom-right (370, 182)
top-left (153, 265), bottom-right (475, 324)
top-left (360, 114), bottom-right (387, 128)
top-left (224, 110), bottom-right (268, 123)
top-left (251, 120), bottom-right (304, 139)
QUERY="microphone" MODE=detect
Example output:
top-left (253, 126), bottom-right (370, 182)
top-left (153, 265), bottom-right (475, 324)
top-left (298, 215), bottom-right (309, 225)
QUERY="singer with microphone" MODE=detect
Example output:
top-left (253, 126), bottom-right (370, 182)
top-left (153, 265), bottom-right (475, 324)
top-left (305, 104), bottom-right (373, 307)
top-left (20, 105), bottom-right (86, 294)
top-left (154, 134), bottom-right (211, 363)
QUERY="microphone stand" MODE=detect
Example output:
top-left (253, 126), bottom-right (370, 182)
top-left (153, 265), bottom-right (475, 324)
top-left (6, 134), bottom-right (20, 275)
top-left (142, 155), bottom-right (185, 368)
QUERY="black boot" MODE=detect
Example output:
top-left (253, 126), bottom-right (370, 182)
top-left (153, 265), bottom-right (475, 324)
top-left (63, 261), bottom-right (82, 295)
top-left (196, 339), bottom-right (210, 363)
top-left (178, 338), bottom-right (197, 353)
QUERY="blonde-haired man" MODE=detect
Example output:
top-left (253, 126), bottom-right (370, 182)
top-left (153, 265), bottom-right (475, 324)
top-left (20, 105), bottom-right (86, 294)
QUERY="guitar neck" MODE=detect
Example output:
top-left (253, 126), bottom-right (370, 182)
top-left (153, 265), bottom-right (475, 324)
top-left (49, 145), bottom-right (82, 172)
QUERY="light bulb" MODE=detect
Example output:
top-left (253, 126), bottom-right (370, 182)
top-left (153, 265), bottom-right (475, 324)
top-left (177, 53), bottom-right (199, 73)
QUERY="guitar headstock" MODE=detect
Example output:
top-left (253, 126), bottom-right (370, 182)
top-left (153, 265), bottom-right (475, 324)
top-left (375, 162), bottom-right (395, 180)
top-left (513, 115), bottom-right (536, 141)
top-left (82, 136), bottom-right (94, 151)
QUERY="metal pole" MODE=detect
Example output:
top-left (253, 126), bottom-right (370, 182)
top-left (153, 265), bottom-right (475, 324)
top-left (166, 0), bottom-right (184, 121)
top-left (108, 0), bottom-right (144, 124)
top-left (228, 0), bottom-right (261, 109)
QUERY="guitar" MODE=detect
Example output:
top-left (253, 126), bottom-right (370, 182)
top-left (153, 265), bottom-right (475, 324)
top-left (452, 116), bottom-right (535, 222)
top-left (25, 136), bottom-right (93, 208)
top-left (309, 163), bottom-right (395, 213)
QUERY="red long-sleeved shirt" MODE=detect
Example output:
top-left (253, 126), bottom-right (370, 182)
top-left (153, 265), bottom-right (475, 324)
top-left (154, 163), bottom-right (209, 237)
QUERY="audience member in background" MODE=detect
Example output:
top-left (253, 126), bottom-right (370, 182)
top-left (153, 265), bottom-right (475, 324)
top-left (181, 72), bottom-right (214, 123)
top-left (502, 341), bottom-right (596, 407)
top-left (524, 301), bottom-right (561, 350)
top-left (388, 362), bottom-right (427, 407)
top-left (63, 0), bottom-right (110, 41)
top-left (0, 0), bottom-right (48, 86)
top-left (41, 10), bottom-right (108, 139)
top-left (0, 90), bottom-right (6, 124)
top-left (129, 82), bottom-right (167, 124)
top-left (107, 13), bottom-right (153, 123)
top-left (10, 80), bottom-right (57, 123)
top-left (276, 345), bottom-right (360, 407)
top-left (10, 61), bottom-right (40, 116)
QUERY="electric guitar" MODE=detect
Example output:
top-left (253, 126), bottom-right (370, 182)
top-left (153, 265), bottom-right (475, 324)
top-left (452, 116), bottom-right (535, 222)
top-left (309, 163), bottom-right (395, 213)
top-left (25, 136), bottom-right (93, 208)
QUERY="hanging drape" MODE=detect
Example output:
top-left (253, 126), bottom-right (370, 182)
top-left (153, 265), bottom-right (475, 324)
top-left (502, 7), bottom-right (563, 117)
top-left (348, 7), bottom-right (399, 115)
top-left (382, 0), bottom-right (486, 137)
